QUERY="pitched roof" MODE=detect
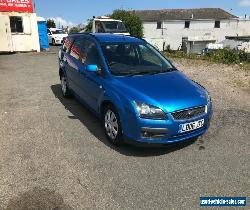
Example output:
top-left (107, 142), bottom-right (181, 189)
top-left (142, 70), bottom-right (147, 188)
top-left (132, 8), bottom-right (238, 22)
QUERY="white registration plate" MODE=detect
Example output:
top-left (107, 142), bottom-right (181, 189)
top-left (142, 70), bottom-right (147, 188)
top-left (179, 119), bottom-right (204, 133)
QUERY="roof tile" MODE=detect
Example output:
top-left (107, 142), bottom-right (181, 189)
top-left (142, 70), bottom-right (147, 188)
top-left (132, 8), bottom-right (237, 21)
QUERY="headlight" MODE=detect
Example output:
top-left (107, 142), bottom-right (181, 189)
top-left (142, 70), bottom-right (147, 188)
top-left (134, 101), bottom-right (166, 120)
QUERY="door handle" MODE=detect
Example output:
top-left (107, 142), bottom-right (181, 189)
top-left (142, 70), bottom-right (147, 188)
top-left (79, 69), bottom-right (86, 76)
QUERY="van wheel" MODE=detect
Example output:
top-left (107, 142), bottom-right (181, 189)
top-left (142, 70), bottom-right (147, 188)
top-left (60, 74), bottom-right (71, 98)
top-left (103, 105), bottom-right (123, 146)
top-left (52, 38), bottom-right (56, 45)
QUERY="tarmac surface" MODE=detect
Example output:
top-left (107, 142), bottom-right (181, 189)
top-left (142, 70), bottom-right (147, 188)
top-left (0, 47), bottom-right (249, 209)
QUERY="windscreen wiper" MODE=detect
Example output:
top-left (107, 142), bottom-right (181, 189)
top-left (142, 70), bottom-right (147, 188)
top-left (163, 68), bottom-right (177, 72)
top-left (127, 71), bottom-right (162, 77)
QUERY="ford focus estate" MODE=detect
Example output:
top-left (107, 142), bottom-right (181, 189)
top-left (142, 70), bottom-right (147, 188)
top-left (58, 33), bottom-right (212, 146)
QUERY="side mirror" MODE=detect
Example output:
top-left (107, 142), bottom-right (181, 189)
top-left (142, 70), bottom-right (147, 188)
top-left (86, 65), bottom-right (98, 72)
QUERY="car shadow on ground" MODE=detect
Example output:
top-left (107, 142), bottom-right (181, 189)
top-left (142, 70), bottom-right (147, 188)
top-left (51, 84), bottom-right (197, 157)
top-left (5, 187), bottom-right (73, 210)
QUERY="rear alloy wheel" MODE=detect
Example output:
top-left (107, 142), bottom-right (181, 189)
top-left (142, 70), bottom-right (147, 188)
top-left (60, 74), bottom-right (71, 98)
top-left (103, 106), bottom-right (123, 146)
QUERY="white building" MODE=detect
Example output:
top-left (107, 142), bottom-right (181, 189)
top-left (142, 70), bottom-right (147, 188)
top-left (133, 8), bottom-right (250, 53)
top-left (0, 0), bottom-right (40, 52)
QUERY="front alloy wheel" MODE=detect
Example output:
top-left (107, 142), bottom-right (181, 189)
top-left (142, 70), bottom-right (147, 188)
top-left (103, 106), bottom-right (123, 145)
top-left (105, 109), bottom-right (119, 140)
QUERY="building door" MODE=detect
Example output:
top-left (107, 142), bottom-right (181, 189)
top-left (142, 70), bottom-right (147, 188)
top-left (182, 37), bottom-right (188, 53)
top-left (0, 16), bottom-right (13, 52)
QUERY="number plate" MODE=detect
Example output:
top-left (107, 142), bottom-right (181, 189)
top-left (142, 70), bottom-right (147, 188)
top-left (179, 119), bottom-right (204, 133)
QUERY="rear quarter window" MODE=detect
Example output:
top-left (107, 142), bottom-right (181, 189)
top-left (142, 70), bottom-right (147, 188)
top-left (63, 37), bottom-right (74, 53)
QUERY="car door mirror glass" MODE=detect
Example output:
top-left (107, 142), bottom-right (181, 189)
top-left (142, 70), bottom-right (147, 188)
top-left (86, 65), bottom-right (98, 72)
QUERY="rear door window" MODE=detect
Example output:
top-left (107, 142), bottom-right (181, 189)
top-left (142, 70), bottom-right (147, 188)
top-left (69, 37), bottom-right (102, 68)
top-left (69, 38), bottom-right (85, 61)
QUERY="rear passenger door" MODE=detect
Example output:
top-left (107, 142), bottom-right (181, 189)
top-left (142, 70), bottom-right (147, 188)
top-left (64, 37), bottom-right (87, 98)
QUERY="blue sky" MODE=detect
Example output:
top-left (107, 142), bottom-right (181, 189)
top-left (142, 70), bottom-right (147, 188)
top-left (34, 0), bottom-right (250, 26)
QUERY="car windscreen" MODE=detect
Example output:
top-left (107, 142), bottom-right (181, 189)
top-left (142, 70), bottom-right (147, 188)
top-left (53, 30), bottom-right (65, 34)
top-left (101, 43), bottom-right (175, 76)
top-left (101, 21), bottom-right (127, 33)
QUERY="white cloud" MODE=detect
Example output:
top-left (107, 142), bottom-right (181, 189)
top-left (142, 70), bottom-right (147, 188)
top-left (239, 0), bottom-right (250, 7)
top-left (48, 17), bottom-right (76, 28)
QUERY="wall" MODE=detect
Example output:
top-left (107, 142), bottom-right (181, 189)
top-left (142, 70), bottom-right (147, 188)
top-left (237, 19), bottom-right (250, 36)
top-left (143, 19), bottom-right (250, 51)
top-left (0, 12), bottom-right (40, 52)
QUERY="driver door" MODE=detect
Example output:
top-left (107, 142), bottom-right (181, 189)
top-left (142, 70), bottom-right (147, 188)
top-left (77, 38), bottom-right (105, 112)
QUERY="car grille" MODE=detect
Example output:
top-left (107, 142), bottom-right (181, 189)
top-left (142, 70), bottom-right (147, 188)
top-left (172, 106), bottom-right (206, 120)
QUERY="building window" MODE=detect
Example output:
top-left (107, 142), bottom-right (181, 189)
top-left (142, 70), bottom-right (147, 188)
top-left (185, 21), bottom-right (190, 28)
top-left (10, 16), bottom-right (23, 33)
top-left (157, 21), bottom-right (162, 29)
top-left (214, 20), bottom-right (220, 28)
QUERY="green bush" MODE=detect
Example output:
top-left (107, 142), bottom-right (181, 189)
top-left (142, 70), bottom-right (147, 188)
top-left (204, 49), bottom-right (249, 64)
top-left (165, 49), bottom-right (249, 65)
top-left (164, 51), bottom-right (198, 60)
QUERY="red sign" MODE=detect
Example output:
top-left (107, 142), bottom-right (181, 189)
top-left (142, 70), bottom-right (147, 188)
top-left (0, 0), bottom-right (33, 13)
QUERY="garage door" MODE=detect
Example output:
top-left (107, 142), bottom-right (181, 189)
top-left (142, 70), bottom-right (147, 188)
top-left (190, 41), bottom-right (208, 54)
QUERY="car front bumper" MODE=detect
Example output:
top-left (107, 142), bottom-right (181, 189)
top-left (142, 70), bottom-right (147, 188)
top-left (123, 106), bottom-right (212, 145)
top-left (55, 39), bottom-right (63, 44)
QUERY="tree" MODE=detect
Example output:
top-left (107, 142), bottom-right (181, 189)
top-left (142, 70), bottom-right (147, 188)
top-left (111, 10), bottom-right (143, 38)
top-left (69, 27), bottom-right (81, 34)
top-left (46, 19), bottom-right (56, 28)
top-left (85, 19), bottom-right (93, 32)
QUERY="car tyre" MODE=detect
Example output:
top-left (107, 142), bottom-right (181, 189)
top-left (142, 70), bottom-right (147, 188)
top-left (52, 38), bottom-right (56, 46)
top-left (103, 105), bottom-right (123, 146)
top-left (60, 73), bottom-right (71, 98)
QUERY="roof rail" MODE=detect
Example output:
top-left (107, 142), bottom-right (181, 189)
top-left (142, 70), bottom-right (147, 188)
top-left (67, 32), bottom-right (98, 41)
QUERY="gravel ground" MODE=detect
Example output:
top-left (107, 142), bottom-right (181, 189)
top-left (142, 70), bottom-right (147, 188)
top-left (0, 47), bottom-right (249, 210)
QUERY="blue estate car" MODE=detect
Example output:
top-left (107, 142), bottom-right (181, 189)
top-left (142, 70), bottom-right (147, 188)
top-left (58, 33), bottom-right (212, 146)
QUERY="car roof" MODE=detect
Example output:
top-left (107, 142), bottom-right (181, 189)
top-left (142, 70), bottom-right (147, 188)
top-left (91, 33), bottom-right (144, 43)
top-left (69, 33), bottom-right (145, 44)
